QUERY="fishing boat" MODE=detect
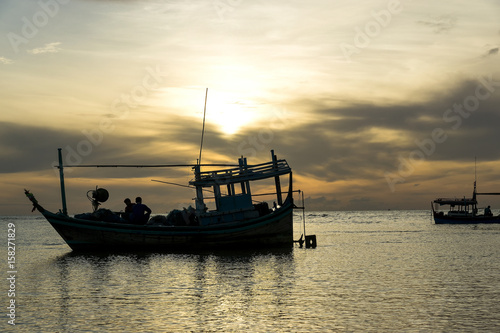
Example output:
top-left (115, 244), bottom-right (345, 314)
top-left (432, 181), bottom-right (500, 224)
top-left (25, 149), bottom-right (312, 251)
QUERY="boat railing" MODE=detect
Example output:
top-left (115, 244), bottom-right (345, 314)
top-left (192, 159), bottom-right (291, 184)
top-left (433, 197), bottom-right (477, 205)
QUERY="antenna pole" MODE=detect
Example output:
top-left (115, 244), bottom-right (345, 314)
top-left (57, 148), bottom-right (68, 215)
top-left (198, 88), bottom-right (208, 165)
top-left (475, 156), bottom-right (477, 185)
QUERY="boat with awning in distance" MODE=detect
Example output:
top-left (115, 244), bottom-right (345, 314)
top-left (25, 150), bottom-right (301, 251)
top-left (432, 182), bottom-right (500, 224)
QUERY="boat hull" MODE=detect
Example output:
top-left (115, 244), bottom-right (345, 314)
top-left (42, 204), bottom-right (294, 251)
top-left (433, 212), bottom-right (500, 224)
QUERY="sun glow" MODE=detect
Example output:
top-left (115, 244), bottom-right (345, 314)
top-left (204, 91), bottom-right (257, 136)
top-left (155, 88), bottom-right (262, 136)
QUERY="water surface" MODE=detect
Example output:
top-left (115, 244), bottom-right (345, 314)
top-left (2, 211), bottom-right (499, 332)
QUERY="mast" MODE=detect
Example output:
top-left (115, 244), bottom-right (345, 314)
top-left (272, 150), bottom-right (283, 206)
top-left (195, 88), bottom-right (209, 214)
top-left (198, 88), bottom-right (208, 165)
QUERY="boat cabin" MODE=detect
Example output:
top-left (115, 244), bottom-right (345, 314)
top-left (433, 197), bottom-right (478, 217)
top-left (190, 150), bottom-right (292, 225)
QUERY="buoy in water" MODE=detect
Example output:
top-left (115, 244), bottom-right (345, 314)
top-left (305, 235), bottom-right (317, 248)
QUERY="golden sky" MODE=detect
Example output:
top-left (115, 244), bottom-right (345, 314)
top-left (1, 0), bottom-right (500, 215)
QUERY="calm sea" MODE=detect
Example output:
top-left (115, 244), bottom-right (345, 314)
top-left (1, 210), bottom-right (500, 332)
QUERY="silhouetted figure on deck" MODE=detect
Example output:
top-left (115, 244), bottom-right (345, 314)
top-left (484, 205), bottom-right (492, 216)
top-left (122, 198), bottom-right (135, 221)
top-left (131, 197), bottom-right (152, 224)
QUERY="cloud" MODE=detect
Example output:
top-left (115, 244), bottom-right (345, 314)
top-left (221, 76), bottom-right (500, 188)
top-left (417, 15), bottom-right (457, 33)
top-left (3, 75), bottom-right (500, 181)
top-left (0, 116), bottom-right (224, 176)
top-left (3, 75), bottom-right (500, 212)
top-left (305, 196), bottom-right (341, 211)
top-left (144, 0), bottom-right (196, 15)
top-left (27, 42), bottom-right (62, 55)
top-left (0, 122), bottom-right (75, 173)
top-left (0, 56), bottom-right (13, 64)
top-left (485, 47), bottom-right (499, 57)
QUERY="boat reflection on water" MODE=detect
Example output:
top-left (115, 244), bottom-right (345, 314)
top-left (37, 248), bottom-right (296, 332)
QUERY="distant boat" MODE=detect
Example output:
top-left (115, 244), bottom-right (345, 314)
top-left (432, 181), bottom-right (500, 224)
top-left (25, 150), bottom-right (304, 251)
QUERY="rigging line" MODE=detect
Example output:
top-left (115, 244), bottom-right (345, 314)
top-left (198, 88), bottom-right (208, 165)
top-left (150, 179), bottom-right (242, 200)
top-left (151, 180), bottom-right (297, 203)
top-left (249, 190), bottom-right (302, 197)
top-left (57, 164), bottom-right (240, 168)
top-left (151, 179), bottom-right (214, 195)
top-left (302, 190), bottom-right (306, 238)
top-left (151, 179), bottom-right (195, 189)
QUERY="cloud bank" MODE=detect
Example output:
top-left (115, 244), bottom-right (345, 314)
top-left (27, 42), bottom-right (62, 55)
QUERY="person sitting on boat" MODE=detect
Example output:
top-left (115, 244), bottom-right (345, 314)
top-left (122, 198), bottom-right (135, 221)
top-left (131, 197), bottom-right (152, 224)
top-left (484, 205), bottom-right (493, 216)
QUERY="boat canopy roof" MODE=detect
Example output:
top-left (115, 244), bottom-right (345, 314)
top-left (190, 158), bottom-right (291, 187)
top-left (433, 197), bottom-right (477, 206)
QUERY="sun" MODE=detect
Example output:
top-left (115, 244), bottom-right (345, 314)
top-left (154, 87), bottom-right (262, 136)
top-left (204, 90), bottom-right (256, 136)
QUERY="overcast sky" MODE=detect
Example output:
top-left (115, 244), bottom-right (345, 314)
top-left (1, 0), bottom-right (500, 215)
